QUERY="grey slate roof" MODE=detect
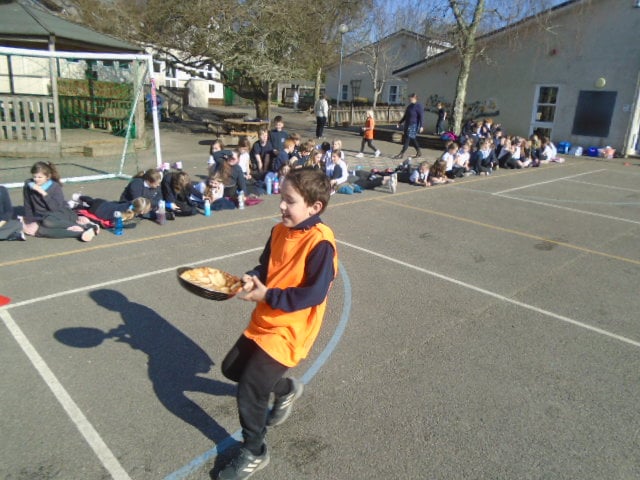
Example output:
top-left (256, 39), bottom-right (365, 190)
top-left (0, 1), bottom-right (141, 52)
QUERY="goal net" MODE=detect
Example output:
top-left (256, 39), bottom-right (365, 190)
top-left (0, 46), bottom-right (162, 189)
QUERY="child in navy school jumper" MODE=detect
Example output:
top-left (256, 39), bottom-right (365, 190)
top-left (268, 116), bottom-right (289, 157)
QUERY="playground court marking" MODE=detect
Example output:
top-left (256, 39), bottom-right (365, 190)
top-left (3, 235), bottom-right (639, 479)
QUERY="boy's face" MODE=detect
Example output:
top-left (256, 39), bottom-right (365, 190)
top-left (260, 131), bottom-right (268, 142)
top-left (279, 182), bottom-right (322, 228)
top-left (275, 121), bottom-right (284, 131)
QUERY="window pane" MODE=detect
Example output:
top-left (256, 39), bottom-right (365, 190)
top-left (538, 86), bottom-right (558, 105)
top-left (536, 105), bottom-right (556, 122)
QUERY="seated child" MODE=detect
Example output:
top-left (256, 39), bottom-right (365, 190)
top-left (237, 137), bottom-right (253, 181)
top-left (193, 173), bottom-right (237, 210)
top-left (429, 160), bottom-right (453, 185)
top-left (410, 161), bottom-right (431, 187)
top-left (0, 184), bottom-right (26, 241)
top-left (120, 168), bottom-right (163, 209)
top-left (324, 149), bottom-right (348, 190)
top-left (161, 170), bottom-right (199, 216)
top-left (251, 129), bottom-right (273, 176)
top-left (22, 161), bottom-right (98, 242)
top-left (75, 196), bottom-right (152, 227)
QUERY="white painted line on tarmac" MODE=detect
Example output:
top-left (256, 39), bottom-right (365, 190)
top-left (1, 247), bottom-right (263, 479)
top-left (494, 194), bottom-right (640, 226)
top-left (564, 178), bottom-right (640, 193)
top-left (0, 308), bottom-right (133, 480)
top-left (338, 240), bottom-right (640, 349)
top-left (493, 169), bottom-right (605, 195)
top-left (5, 247), bottom-right (263, 310)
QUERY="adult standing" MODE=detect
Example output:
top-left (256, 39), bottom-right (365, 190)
top-left (292, 88), bottom-right (299, 111)
top-left (314, 94), bottom-right (329, 139)
top-left (394, 93), bottom-right (424, 159)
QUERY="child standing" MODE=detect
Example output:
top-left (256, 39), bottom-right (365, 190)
top-left (435, 102), bottom-right (447, 135)
top-left (356, 110), bottom-right (381, 158)
top-left (218, 168), bottom-right (337, 480)
top-left (269, 115), bottom-right (289, 157)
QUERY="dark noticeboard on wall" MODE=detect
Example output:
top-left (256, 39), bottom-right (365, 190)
top-left (572, 90), bottom-right (617, 137)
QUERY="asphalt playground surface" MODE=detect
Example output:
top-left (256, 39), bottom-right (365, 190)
top-left (2, 108), bottom-right (640, 479)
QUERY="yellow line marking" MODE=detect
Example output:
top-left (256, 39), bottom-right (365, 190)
top-left (378, 199), bottom-right (640, 266)
top-left (0, 214), bottom-right (280, 268)
top-left (2, 162), bottom-right (612, 269)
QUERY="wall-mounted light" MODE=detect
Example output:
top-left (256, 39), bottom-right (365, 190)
top-left (594, 77), bottom-right (606, 89)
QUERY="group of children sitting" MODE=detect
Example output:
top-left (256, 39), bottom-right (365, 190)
top-left (0, 114), bottom-right (373, 242)
top-left (400, 121), bottom-right (566, 187)
top-left (0, 149), bottom-right (254, 243)
top-left (0, 115), bottom-right (567, 242)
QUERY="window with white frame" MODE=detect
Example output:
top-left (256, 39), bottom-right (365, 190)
top-left (388, 85), bottom-right (400, 104)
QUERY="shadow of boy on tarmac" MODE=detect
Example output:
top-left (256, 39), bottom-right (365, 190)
top-left (54, 288), bottom-right (236, 443)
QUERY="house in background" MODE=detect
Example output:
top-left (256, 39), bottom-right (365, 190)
top-left (394, 0), bottom-right (640, 156)
top-left (325, 29), bottom-right (448, 106)
top-left (149, 50), bottom-right (224, 108)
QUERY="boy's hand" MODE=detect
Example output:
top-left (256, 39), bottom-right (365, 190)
top-left (241, 273), bottom-right (255, 291)
top-left (240, 275), bottom-right (267, 303)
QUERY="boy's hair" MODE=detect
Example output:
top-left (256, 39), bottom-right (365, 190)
top-left (238, 137), bottom-right (251, 149)
top-left (331, 149), bottom-right (342, 159)
top-left (288, 132), bottom-right (301, 142)
top-left (320, 141), bottom-right (331, 152)
top-left (285, 169), bottom-right (331, 214)
top-left (283, 138), bottom-right (296, 150)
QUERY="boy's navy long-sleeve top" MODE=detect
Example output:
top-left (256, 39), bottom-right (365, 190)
top-left (247, 214), bottom-right (336, 313)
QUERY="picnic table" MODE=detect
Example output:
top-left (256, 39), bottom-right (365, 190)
top-left (222, 118), bottom-right (269, 136)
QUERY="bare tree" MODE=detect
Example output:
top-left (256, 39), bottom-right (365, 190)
top-left (66, 0), bottom-right (368, 119)
top-left (423, 0), bottom-right (557, 134)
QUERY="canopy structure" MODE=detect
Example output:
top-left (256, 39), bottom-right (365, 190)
top-left (0, 0), bottom-right (141, 53)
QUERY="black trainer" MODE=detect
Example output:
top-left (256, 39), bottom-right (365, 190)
top-left (266, 378), bottom-right (304, 426)
top-left (218, 446), bottom-right (270, 480)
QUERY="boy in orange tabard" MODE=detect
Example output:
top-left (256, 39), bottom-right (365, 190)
top-left (218, 169), bottom-right (338, 480)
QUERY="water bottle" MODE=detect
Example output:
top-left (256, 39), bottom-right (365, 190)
top-left (238, 191), bottom-right (245, 210)
top-left (156, 200), bottom-right (166, 225)
top-left (273, 177), bottom-right (280, 195)
top-left (113, 211), bottom-right (124, 236)
top-left (204, 198), bottom-right (211, 217)
top-left (266, 175), bottom-right (273, 195)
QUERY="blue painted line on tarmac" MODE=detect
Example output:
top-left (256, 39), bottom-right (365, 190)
top-left (164, 262), bottom-right (352, 480)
